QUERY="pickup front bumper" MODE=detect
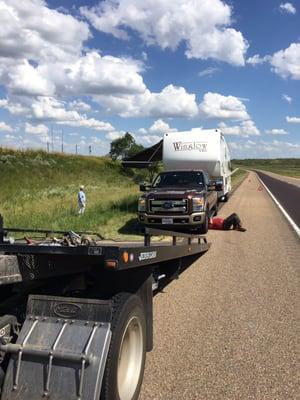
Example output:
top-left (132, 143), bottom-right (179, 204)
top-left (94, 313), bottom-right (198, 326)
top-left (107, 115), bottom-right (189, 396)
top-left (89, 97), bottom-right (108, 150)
top-left (138, 212), bottom-right (206, 227)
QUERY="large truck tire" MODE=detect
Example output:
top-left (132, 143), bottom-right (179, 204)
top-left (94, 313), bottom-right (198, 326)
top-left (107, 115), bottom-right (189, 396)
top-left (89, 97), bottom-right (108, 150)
top-left (198, 210), bottom-right (209, 234)
top-left (101, 293), bottom-right (147, 400)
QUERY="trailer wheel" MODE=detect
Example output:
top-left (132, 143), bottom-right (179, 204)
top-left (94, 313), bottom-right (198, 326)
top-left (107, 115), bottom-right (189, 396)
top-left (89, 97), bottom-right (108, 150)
top-left (101, 293), bottom-right (146, 400)
top-left (198, 210), bottom-right (209, 234)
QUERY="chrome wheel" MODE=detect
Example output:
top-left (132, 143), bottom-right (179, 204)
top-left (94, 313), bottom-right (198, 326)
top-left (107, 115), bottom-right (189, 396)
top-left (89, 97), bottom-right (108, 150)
top-left (117, 316), bottom-right (144, 400)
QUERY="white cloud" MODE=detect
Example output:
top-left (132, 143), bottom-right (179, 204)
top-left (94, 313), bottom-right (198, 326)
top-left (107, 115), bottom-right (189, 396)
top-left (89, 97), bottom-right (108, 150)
top-left (279, 3), bottom-right (296, 14)
top-left (2, 51), bottom-right (147, 98)
top-left (246, 54), bottom-right (269, 65)
top-left (97, 89), bottom-right (251, 120)
top-left (4, 133), bottom-right (16, 140)
top-left (265, 128), bottom-right (288, 135)
top-left (143, 85), bottom-right (198, 118)
top-left (228, 139), bottom-right (300, 158)
top-left (105, 131), bottom-right (125, 140)
top-left (32, 97), bottom-right (82, 121)
top-left (96, 84), bottom-right (198, 118)
top-left (25, 122), bottom-right (49, 135)
top-left (0, 121), bottom-right (13, 132)
top-left (69, 100), bottom-right (91, 112)
top-left (31, 97), bottom-right (114, 131)
top-left (58, 118), bottom-right (114, 131)
top-left (90, 136), bottom-right (103, 144)
top-left (282, 94), bottom-right (292, 103)
top-left (219, 120), bottom-right (260, 137)
top-left (5, 60), bottom-right (55, 96)
top-left (0, 98), bottom-right (29, 115)
top-left (141, 51), bottom-right (148, 61)
top-left (198, 67), bottom-right (220, 77)
top-left (199, 92), bottom-right (249, 120)
top-left (286, 116), bottom-right (300, 123)
top-left (42, 52), bottom-right (146, 97)
top-left (149, 119), bottom-right (177, 134)
top-left (138, 134), bottom-right (162, 146)
top-left (0, 0), bottom-right (90, 64)
top-left (270, 43), bottom-right (300, 80)
top-left (0, 2), bottom-right (147, 99)
top-left (247, 43), bottom-right (300, 80)
top-left (81, 0), bottom-right (248, 66)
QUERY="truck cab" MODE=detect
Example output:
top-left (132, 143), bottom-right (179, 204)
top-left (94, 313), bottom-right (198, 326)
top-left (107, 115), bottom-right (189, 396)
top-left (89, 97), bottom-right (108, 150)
top-left (138, 170), bottom-right (218, 234)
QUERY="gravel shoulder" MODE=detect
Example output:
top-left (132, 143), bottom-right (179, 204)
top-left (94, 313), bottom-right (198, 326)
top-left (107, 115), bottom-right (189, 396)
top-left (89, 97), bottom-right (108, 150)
top-left (140, 171), bottom-right (299, 400)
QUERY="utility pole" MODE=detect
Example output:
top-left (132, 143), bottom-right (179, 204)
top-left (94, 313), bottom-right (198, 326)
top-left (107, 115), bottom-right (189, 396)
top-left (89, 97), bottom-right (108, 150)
top-left (89, 145), bottom-right (92, 155)
top-left (61, 128), bottom-right (64, 153)
top-left (51, 126), bottom-right (54, 152)
top-left (47, 142), bottom-right (50, 153)
top-left (75, 144), bottom-right (78, 155)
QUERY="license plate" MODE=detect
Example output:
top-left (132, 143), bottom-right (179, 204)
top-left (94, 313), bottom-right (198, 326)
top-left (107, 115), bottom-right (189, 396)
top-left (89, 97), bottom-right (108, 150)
top-left (162, 218), bottom-right (173, 224)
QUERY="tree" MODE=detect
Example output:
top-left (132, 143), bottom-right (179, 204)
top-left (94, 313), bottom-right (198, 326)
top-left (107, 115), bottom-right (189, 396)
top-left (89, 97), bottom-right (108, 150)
top-left (109, 132), bottom-right (144, 160)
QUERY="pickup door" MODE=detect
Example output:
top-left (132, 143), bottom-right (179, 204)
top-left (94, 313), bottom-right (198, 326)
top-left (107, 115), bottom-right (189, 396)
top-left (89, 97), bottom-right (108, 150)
top-left (204, 174), bottom-right (218, 212)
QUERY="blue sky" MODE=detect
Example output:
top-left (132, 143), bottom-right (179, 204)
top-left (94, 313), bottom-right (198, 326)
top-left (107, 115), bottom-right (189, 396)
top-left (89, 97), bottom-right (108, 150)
top-left (0, 0), bottom-right (299, 158)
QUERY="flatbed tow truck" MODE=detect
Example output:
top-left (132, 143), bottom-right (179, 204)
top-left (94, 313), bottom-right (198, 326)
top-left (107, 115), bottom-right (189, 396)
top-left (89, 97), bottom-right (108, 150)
top-left (0, 215), bottom-right (210, 400)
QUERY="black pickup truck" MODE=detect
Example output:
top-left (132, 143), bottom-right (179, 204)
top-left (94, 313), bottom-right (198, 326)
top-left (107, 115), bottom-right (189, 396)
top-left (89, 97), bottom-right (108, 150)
top-left (138, 170), bottom-right (218, 234)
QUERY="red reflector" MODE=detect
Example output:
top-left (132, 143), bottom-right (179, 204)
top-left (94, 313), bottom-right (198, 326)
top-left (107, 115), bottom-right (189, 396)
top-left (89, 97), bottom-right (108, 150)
top-left (105, 260), bottom-right (118, 269)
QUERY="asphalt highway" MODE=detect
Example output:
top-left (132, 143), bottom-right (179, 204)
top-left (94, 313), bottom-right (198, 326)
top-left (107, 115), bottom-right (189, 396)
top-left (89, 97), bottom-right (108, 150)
top-left (140, 171), bottom-right (299, 400)
top-left (256, 170), bottom-right (300, 232)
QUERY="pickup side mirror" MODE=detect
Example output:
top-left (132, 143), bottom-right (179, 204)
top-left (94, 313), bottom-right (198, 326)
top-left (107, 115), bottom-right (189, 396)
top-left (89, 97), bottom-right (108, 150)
top-left (139, 182), bottom-right (151, 192)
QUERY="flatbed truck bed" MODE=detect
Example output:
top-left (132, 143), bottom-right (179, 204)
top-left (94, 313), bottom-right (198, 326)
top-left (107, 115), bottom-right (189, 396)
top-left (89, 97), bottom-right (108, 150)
top-left (0, 218), bottom-right (210, 400)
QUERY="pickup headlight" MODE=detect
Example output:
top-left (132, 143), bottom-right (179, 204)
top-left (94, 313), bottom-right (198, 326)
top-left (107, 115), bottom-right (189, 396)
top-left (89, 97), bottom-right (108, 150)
top-left (192, 197), bottom-right (205, 212)
top-left (138, 197), bottom-right (146, 212)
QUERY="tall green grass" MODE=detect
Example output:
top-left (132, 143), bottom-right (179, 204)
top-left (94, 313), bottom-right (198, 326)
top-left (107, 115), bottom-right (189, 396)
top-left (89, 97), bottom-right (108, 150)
top-left (0, 148), bottom-right (252, 239)
top-left (0, 148), bottom-right (140, 238)
top-left (232, 158), bottom-right (300, 178)
top-left (231, 168), bottom-right (248, 188)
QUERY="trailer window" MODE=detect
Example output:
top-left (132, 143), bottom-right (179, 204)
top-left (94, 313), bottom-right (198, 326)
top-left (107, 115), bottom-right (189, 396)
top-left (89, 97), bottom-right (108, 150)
top-left (152, 172), bottom-right (204, 188)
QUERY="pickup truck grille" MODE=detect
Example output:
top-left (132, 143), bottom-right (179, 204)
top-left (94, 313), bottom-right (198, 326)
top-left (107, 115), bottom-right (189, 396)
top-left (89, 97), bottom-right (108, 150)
top-left (149, 199), bottom-right (188, 215)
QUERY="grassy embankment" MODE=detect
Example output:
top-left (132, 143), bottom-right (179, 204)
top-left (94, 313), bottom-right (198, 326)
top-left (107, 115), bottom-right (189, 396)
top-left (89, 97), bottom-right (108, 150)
top-left (232, 158), bottom-right (300, 178)
top-left (0, 148), bottom-right (143, 239)
top-left (230, 168), bottom-right (248, 189)
top-left (0, 148), bottom-right (250, 239)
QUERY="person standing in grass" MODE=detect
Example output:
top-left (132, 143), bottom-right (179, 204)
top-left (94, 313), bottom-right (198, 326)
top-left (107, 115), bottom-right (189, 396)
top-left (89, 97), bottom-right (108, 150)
top-left (78, 185), bottom-right (86, 215)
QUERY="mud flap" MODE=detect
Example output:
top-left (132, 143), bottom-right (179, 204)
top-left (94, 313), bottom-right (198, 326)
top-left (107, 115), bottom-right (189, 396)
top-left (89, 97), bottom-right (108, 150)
top-left (0, 295), bottom-right (112, 400)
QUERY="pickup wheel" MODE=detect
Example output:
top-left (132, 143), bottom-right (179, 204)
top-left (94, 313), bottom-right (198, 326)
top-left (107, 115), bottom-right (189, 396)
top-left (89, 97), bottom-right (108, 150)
top-left (198, 210), bottom-right (209, 234)
top-left (213, 204), bottom-right (218, 217)
top-left (101, 293), bottom-right (147, 400)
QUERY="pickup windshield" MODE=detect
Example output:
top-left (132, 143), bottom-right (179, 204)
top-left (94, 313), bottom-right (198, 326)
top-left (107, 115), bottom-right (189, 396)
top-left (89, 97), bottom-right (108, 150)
top-left (152, 171), bottom-right (205, 188)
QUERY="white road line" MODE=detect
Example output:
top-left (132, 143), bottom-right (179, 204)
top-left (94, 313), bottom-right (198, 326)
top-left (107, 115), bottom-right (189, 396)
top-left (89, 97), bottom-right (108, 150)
top-left (230, 168), bottom-right (239, 176)
top-left (256, 173), bottom-right (300, 237)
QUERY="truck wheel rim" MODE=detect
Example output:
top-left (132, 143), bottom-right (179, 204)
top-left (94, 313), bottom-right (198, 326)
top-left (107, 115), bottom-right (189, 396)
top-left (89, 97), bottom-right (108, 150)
top-left (117, 316), bottom-right (143, 400)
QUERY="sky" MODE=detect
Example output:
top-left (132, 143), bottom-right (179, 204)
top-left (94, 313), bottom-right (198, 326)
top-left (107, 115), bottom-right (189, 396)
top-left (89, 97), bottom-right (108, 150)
top-left (0, 0), bottom-right (299, 159)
